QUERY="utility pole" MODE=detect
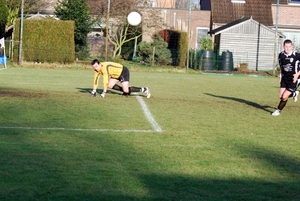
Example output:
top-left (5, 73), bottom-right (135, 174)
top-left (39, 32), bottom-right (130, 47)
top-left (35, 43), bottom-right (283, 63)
top-left (186, 0), bottom-right (192, 72)
top-left (272, 0), bottom-right (279, 76)
top-left (105, 0), bottom-right (110, 61)
top-left (18, 0), bottom-right (24, 65)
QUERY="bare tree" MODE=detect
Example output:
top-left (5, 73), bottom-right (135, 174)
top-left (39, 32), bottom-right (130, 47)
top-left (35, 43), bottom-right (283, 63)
top-left (109, 23), bottom-right (142, 57)
top-left (87, 0), bottom-right (136, 17)
top-left (5, 0), bottom-right (51, 14)
top-left (88, 0), bottom-right (164, 58)
top-left (4, 0), bottom-right (52, 30)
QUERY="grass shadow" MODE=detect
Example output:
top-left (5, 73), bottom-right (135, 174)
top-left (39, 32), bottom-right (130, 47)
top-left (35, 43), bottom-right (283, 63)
top-left (204, 93), bottom-right (274, 113)
top-left (137, 143), bottom-right (300, 200)
top-left (76, 87), bottom-right (122, 96)
top-left (2, 131), bottom-right (299, 200)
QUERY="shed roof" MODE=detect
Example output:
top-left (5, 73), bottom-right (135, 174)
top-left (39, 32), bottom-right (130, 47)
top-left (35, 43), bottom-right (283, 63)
top-left (210, 17), bottom-right (285, 37)
top-left (211, 0), bottom-right (287, 26)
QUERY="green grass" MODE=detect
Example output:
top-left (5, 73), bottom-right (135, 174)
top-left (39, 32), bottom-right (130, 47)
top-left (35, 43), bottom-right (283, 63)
top-left (0, 65), bottom-right (300, 200)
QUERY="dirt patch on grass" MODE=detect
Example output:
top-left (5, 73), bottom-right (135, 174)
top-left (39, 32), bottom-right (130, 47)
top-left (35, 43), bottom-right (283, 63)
top-left (0, 90), bottom-right (50, 98)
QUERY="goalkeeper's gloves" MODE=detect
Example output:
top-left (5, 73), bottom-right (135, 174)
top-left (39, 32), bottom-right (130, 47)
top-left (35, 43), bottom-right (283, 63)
top-left (100, 92), bottom-right (106, 98)
top-left (90, 90), bottom-right (96, 97)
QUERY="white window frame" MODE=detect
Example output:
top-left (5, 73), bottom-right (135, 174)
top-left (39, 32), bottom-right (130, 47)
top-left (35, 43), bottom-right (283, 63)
top-left (196, 27), bottom-right (209, 49)
top-left (231, 0), bottom-right (246, 3)
top-left (288, 0), bottom-right (300, 5)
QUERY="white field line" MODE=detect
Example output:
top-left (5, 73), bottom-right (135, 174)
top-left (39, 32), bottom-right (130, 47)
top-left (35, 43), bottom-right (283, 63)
top-left (0, 126), bottom-right (154, 133)
top-left (0, 96), bottom-right (163, 133)
top-left (136, 96), bottom-right (163, 133)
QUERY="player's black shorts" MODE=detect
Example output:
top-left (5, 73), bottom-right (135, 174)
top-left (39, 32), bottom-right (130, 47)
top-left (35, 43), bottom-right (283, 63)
top-left (281, 77), bottom-right (297, 92)
top-left (118, 66), bottom-right (130, 82)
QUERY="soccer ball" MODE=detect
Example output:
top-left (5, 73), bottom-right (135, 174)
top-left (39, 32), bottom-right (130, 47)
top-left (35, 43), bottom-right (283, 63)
top-left (127, 12), bottom-right (142, 26)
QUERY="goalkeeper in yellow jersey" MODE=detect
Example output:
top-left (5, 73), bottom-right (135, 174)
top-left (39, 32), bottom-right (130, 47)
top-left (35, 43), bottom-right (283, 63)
top-left (90, 59), bottom-right (151, 98)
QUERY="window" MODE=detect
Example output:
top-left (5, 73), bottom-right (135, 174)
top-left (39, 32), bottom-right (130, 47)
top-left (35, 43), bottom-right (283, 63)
top-left (289, 0), bottom-right (300, 2)
top-left (289, 0), bottom-right (300, 4)
top-left (231, 0), bottom-right (246, 3)
top-left (196, 28), bottom-right (209, 49)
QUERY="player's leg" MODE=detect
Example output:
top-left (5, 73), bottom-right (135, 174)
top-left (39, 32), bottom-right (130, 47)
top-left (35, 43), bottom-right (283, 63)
top-left (293, 79), bottom-right (300, 102)
top-left (112, 84), bottom-right (123, 92)
top-left (273, 80), bottom-right (289, 116)
top-left (119, 66), bottom-right (151, 98)
top-left (119, 66), bottom-right (130, 95)
top-left (272, 87), bottom-right (293, 116)
top-left (278, 87), bottom-right (286, 99)
top-left (121, 81), bottom-right (130, 96)
top-left (108, 78), bottom-right (120, 91)
top-left (272, 92), bottom-right (290, 116)
top-left (128, 86), bottom-right (151, 98)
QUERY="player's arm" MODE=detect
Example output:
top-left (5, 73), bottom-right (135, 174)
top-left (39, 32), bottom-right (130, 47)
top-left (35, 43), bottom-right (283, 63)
top-left (90, 72), bottom-right (101, 97)
top-left (278, 54), bottom-right (283, 83)
top-left (100, 74), bottom-right (109, 98)
top-left (293, 64), bottom-right (300, 83)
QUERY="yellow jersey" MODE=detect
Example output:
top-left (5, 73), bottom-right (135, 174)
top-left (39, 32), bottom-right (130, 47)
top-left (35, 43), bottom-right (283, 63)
top-left (93, 62), bottom-right (124, 89)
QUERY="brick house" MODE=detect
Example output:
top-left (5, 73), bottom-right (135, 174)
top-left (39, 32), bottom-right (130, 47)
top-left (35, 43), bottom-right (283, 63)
top-left (271, 2), bottom-right (300, 48)
top-left (141, 8), bottom-right (211, 49)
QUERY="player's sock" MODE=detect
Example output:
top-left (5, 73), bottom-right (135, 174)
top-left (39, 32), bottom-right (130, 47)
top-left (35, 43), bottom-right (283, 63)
top-left (112, 84), bottom-right (123, 92)
top-left (129, 86), bottom-right (142, 92)
top-left (278, 99), bottom-right (287, 110)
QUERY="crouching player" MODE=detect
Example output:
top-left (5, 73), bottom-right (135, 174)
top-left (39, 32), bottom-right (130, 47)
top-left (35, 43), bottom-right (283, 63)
top-left (90, 59), bottom-right (151, 98)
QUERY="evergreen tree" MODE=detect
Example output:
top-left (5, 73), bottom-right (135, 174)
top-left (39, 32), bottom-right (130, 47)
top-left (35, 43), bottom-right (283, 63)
top-left (0, 0), bottom-right (8, 38)
top-left (55, 0), bottom-right (93, 59)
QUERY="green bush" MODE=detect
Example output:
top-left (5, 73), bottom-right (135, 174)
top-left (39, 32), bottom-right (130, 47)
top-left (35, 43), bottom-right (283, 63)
top-left (199, 35), bottom-right (214, 51)
top-left (13, 19), bottom-right (75, 63)
top-left (138, 36), bottom-right (172, 66)
top-left (75, 44), bottom-right (90, 60)
top-left (158, 29), bottom-right (188, 67)
top-left (177, 31), bottom-right (188, 67)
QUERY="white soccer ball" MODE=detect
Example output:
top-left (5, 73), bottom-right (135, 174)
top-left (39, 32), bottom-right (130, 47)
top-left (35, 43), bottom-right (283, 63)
top-left (127, 12), bottom-right (142, 26)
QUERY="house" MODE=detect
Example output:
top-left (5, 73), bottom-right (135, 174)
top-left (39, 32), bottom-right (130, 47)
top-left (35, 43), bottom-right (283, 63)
top-left (141, 8), bottom-right (211, 49)
top-left (210, 0), bottom-right (300, 46)
top-left (210, 0), bottom-right (286, 28)
top-left (271, 2), bottom-right (300, 48)
top-left (210, 17), bottom-right (285, 71)
top-left (209, 0), bottom-right (300, 71)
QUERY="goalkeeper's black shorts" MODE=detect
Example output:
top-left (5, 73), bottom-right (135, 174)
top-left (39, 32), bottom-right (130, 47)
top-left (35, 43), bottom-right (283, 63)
top-left (118, 66), bottom-right (130, 82)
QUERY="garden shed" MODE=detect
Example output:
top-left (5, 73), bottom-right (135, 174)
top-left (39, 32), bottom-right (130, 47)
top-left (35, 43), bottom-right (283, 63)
top-left (210, 17), bottom-right (285, 71)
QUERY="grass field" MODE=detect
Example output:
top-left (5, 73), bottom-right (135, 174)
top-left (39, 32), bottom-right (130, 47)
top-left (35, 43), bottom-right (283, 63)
top-left (1, 64), bottom-right (300, 201)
